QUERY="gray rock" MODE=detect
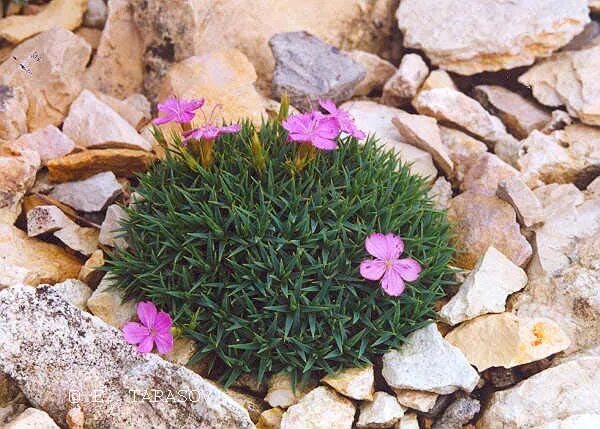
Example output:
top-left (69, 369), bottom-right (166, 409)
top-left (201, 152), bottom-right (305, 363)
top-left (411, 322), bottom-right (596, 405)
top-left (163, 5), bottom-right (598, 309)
top-left (432, 396), bottom-right (480, 429)
top-left (84, 0), bottom-right (108, 29)
top-left (3, 408), bottom-right (59, 429)
top-left (49, 171), bottom-right (122, 212)
top-left (270, 31), bottom-right (365, 111)
top-left (0, 285), bottom-right (254, 429)
top-left (99, 204), bottom-right (129, 249)
top-left (50, 279), bottom-right (93, 311)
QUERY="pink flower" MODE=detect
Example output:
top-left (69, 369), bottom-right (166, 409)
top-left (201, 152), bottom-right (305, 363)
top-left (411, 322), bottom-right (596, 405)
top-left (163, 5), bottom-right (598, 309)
top-left (319, 99), bottom-right (366, 140)
top-left (122, 301), bottom-right (174, 355)
top-left (282, 111), bottom-right (341, 151)
top-left (182, 123), bottom-right (240, 143)
top-left (359, 233), bottom-right (422, 296)
top-left (153, 97), bottom-right (205, 125)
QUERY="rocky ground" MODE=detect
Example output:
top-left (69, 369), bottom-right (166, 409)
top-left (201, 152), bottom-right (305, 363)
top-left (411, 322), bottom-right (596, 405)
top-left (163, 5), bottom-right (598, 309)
top-left (0, 0), bottom-right (599, 428)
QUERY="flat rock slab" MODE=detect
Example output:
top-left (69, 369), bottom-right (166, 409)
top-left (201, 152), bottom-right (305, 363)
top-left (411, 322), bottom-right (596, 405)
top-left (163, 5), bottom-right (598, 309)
top-left (49, 171), bottom-right (122, 212)
top-left (0, 285), bottom-right (254, 429)
top-left (270, 31), bottom-right (365, 112)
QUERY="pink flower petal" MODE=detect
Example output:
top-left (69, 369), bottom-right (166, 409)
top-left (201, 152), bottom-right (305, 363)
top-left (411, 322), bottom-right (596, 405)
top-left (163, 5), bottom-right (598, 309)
top-left (360, 259), bottom-right (387, 280)
top-left (380, 267), bottom-right (406, 296)
top-left (137, 301), bottom-right (157, 328)
top-left (365, 233), bottom-right (390, 260)
top-left (219, 124), bottom-right (241, 134)
top-left (137, 335), bottom-right (155, 353)
top-left (319, 99), bottom-right (337, 114)
top-left (154, 332), bottom-right (175, 355)
top-left (122, 322), bottom-right (149, 345)
top-left (383, 233), bottom-right (404, 260)
top-left (153, 311), bottom-right (173, 333)
top-left (395, 258), bottom-right (422, 282)
top-left (312, 136), bottom-right (338, 150)
top-left (316, 116), bottom-right (341, 139)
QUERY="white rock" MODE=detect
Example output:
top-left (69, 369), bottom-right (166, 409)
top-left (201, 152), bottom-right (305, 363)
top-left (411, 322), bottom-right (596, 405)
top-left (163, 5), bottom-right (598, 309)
top-left (86, 276), bottom-right (136, 328)
top-left (438, 126), bottom-right (488, 185)
top-left (49, 171), bottom-right (122, 212)
top-left (396, 0), bottom-right (589, 75)
top-left (348, 50), bottom-right (396, 97)
top-left (381, 324), bottom-right (479, 395)
top-left (427, 177), bottom-right (453, 211)
top-left (3, 408), bottom-right (59, 429)
top-left (84, 0), bottom-right (108, 28)
top-left (532, 414), bottom-right (600, 429)
top-left (99, 204), bottom-right (129, 249)
top-left (357, 391), bottom-right (405, 429)
top-left (396, 413), bottom-right (419, 429)
top-left (321, 365), bottom-right (374, 401)
top-left (50, 279), bottom-right (92, 310)
top-left (393, 389), bottom-right (438, 413)
top-left (497, 176), bottom-right (544, 228)
top-left (53, 223), bottom-right (99, 256)
top-left (421, 70), bottom-right (456, 92)
top-left (162, 337), bottom-right (198, 366)
top-left (439, 246), bottom-right (528, 325)
top-left (280, 386), bottom-right (355, 429)
top-left (382, 54), bottom-right (428, 106)
top-left (0, 84), bottom-right (27, 140)
top-left (264, 372), bottom-right (316, 409)
top-left (10, 126), bottom-right (76, 166)
top-left (0, 147), bottom-right (40, 224)
top-left (26, 205), bottom-right (73, 237)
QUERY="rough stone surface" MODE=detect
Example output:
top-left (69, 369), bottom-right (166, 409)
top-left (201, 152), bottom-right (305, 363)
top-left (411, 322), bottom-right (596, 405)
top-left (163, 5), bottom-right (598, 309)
top-left (497, 176), bottom-right (544, 227)
top-left (381, 324), bottom-right (479, 395)
top-left (428, 177), bottom-right (453, 211)
top-left (0, 85), bottom-right (28, 140)
top-left (421, 70), bottom-right (456, 92)
top-left (10, 126), bottom-right (75, 166)
top-left (382, 54), bottom-right (428, 106)
top-left (438, 126), bottom-right (488, 185)
top-left (3, 408), bottom-right (59, 429)
top-left (0, 147), bottom-right (40, 224)
top-left (95, 92), bottom-right (148, 130)
top-left (0, 224), bottom-right (81, 288)
top-left (78, 249), bottom-right (105, 287)
top-left (264, 373), bottom-right (316, 409)
top-left (50, 279), bottom-right (93, 311)
top-left (99, 204), bottom-right (129, 249)
top-left (225, 388), bottom-right (267, 423)
top-left (47, 149), bottom-right (155, 183)
top-left (86, 276), bottom-right (135, 328)
top-left (461, 153), bottom-right (519, 196)
top-left (63, 90), bottom-right (152, 152)
top-left (396, 0), bottom-right (590, 75)
top-left (439, 247), bottom-right (527, 326)
top-left (280, 386), bottom-right (355, 429)
top-left (162, 337), bottom-right (197, 367)
top-left (321, 365), bottom-right (374, 401)
top-left (542, 110), bottom-right (573, 134)
top-left (393, 389), bottom-right (438, 413)
top-left (477, 357), bottom-right (600, 428)
top-left (396, 413), bottom-right (419, 429)
top-left (84, 0), bottom-right (108, 28)
top-left (0, 28), bottom-right (91, 131)
top-left (26, 205), bottom-right (73, 237)
top-left (49, 171), bottom-right (123, 212)
top-left (257, 407), bottom-right (283, 429)
top-left (53, 223), bottom-right (99, 256)
top-left (0, 285), bottom-right (254, 428)
top-left (432, 396), bottom-right (480, 429)
top-left (270, 32), bottom-right (365, 112)
top-left (472, 85), bottom-right (551, 139)
top-left (357, 391), bottom-right (405, 429)
top-left (519, 44), bottom-right (600, 126)
top-left (348, 50), bottom-right (396, 97)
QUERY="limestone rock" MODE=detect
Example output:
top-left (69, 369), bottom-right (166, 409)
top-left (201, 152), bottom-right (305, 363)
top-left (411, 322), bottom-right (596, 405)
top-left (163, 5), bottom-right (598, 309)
top-left (357, 391), bottom-right (405, 429)
top-left (497, 176), bottom-right (544, 227)
top-left (322, 365), bottom-right (374, 401)
top-left (392, 111), bottom-right (453, 177)
top-left (519, 44), bottom-right (600, 126)
top-left (461, 153), bottom-right (519, 196)
top-left (86, 276), bottom-right (135, 328)
top-left (95, 92), bottom-right (148, 130)
top-left (427, 177), bottom-right (453, 211)
top-left (50, 279), bottom-right (93, 310)
top-left (26, 205), bottom-right (73, 237)
top-left (49, 171), bottom-right (122, 212)
top-left (438, 126), bottom-right (488, 185)
top-left (396, 0), bottom-right (590, 75)
top-left (75, 27), bottom-right (102, 51)
top-left (53, 223), bottom-right (99, 256)
top-left (270, 32), bottom-right (366, 112)
top-left (63, 90), bottom-right (151, 152)
top-left (162, 337), bottom-right (197, 367)
top-left (123, 93), bottom-right (151, 125)
top-left (0, 224), bottom-right (81, 288)
top-left (280, 386), bottom-right (355, 429)
top-left (99, 204), bottom-right (129, 249)
top-left (432, 396), bottom-right (479, 429)
top-left (381, 324), bottom-right (479, 395)
top-left (396, 413), bottom-right (419, 429)
top-left (382, 54), bottom-right (428, 106)
top-left (83, 0), bottom-right (144, 98)
top-left (445, 313), bottom-right (570, 371)
top-left (592, 0), bottom-right (600, 11)
top-left (0, 147), bottom-right (40, 224)
top-left (47, 149), bottom-right (155, 183)
top-left (0, 85), bottom-right (27, 140)
top-left (3, 408), bottom-right (59, 429)
top-left (393, 389), bottom-right (438, 413)
top-left (477, 357), bottom-right (600, 428)
top-left (0, 28), bottom-right (91, 131)
top-left (542, 110), bottom-right (573, 134)
top-left (448, 191), bottom-right (532, 269)
top-left (84, 0), bottom-right (108, 28)
top-left (0, 0), bottom-right (87, 44)
top-left (439, 247), bottom-right (527, 326)
top-left (257, 408), bottom-right (283, 429)
top-left (225, 388), bottom-right (267, 423)
top-left (421, 70), bottom-right (456, 93)
top-left (0, 285), bottom-right (254, 428)
top-left (472, 85), bottom-right (551, 139)
top-left (10, 126), bottom-right (75, 166)
top-left (348, 50), bottom-right (396, 97)
top-left (78, 249), bottom-right (104, 287)
top-left (532, 414), bottom-right (600, 429)
top-left (264, 373), bottom-right (316, 409)
top-left (158, 49), bottom-right (268, 124)
top-left (340, 101), bottom-right (437, 180)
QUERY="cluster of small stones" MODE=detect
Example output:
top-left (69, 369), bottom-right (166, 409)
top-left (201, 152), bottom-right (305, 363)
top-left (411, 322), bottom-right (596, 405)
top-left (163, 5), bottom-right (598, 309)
top-left (0, 0), bottom-right (599, 428)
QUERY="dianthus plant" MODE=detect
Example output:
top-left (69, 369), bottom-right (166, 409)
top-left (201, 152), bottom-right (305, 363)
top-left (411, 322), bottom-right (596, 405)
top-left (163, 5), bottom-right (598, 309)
top-left (106, 98), bottom-right (454, 387)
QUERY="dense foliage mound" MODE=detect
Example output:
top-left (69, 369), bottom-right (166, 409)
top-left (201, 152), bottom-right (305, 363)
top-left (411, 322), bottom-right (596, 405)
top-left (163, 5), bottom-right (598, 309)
top-left (106, 117), bottom-right (454, 386)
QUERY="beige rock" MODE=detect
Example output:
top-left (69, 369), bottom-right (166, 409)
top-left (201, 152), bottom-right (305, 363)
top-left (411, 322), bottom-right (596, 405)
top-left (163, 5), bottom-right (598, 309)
top-left (427, 177), bottom-right (452, 211)
top-left (264, 373), bottom-right (316, 409)
top-left (49, 171), bottom-right (122, 212)
top-left (392, 111), bottom-right (453, 177)
top-left (445, 313), bottom-right (570, 371)
top-left (0, 224), bottom-right (81, 287)
top-left (280, 386), bottom-right (355, 429)
top-left (98, 204), bottom-right (129, 249)
top-left (86, 275), bottom-right (136, 328)
top-left (393, 389), bottom-right (438, 413)
top-left (0, 0), bottom-right (87, 44)
top-left (382, 54), bottom-right (428, 106)
top-left (497, 176), bottom-right (544, 227)
top-left (542, 110), bottom-right (572, 134)
top-left (439, 247), bottom-right (528, 326)
top-left (226, 389), bottom-right (267, 423)
top-left (78, 249), bottom-right (104, 287)
top-left (94, 92), bottom-right (147, 130)
top-left (50, 278), bottom-right (93, 310)
top-left (53, 223), bottom-right (99, 256)
top-left (3, 408), bottom-right (59, 429)
top-left (592, 0), bottom-right (600, 12)
top-left (47, 149), bottom-right (155, 183)
top-left (257, 408), bottom-right (283, 429)
top-left (0, 28), bottom-right (91, 131)
top-left (448, 191), bottom-right (532, 269)
top-left (83, 0), bottom-right (144, 98)
top-left (531, 414), bottom-right (600, 429)
top-left (75, 27), bottom-right (102, 51)
top-left (158, 49), bottom-right (268, 124)
top-left (10, 126), bottom-right (75, 166)
top-left (348, 50), bottom-right (396, 97)
top-left (396, 413), bottom-right (419, 429)
top-left (26, 205), bottom-right (73, 237)
top-left (162, 337), bottom-right (197, 366)
top-left (321, 365), bottom-right (374, 401)
top-left (397, 0), bottom-right (590, 75)
top-left (66, 407), bottom-right (84, 429)
top-left (461, 153), bottom-right (519, 196)
top-left (438, 126), bottom-right (488, 185)
top-left (519, 44), bottom-right (600, 126)
top-left (357, 391), bottom-right (405, 429)
top-left (123, 93), bottom-right (151, 124)
top-left (420, 70), bottom-right (456, 92)
top-left (63, 90), bottom-right (152, 151)
top-left (0, 147), bottom-right (40, 224)
top-left (0, 85), bottom-right (27, 140)
top-left (472, 85), bottom-right (551, 139)
top-left (84, 0), bottom-right (107, 28)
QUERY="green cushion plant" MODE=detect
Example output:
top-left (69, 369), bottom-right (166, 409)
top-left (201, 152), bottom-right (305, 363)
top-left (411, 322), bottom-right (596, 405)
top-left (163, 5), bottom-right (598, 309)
top-left (107, 97), bottom-right (454, 387)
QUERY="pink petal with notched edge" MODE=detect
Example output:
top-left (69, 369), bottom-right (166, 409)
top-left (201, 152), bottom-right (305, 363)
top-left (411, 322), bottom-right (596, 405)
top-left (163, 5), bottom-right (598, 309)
top-left (365, 233), bottom-right (390, 260)
top-left (360, 259), bottom-right (387, 280)
top-left (396, 258), bottom-right (422, 282)
top-left (137, 335), bottom-right (155, 353)
top-left (383, 233), bottom-right (404, 260)
top-left (319, 99), bottom-right (337, 114)
top-left (154, 332), bottom-right (174, 355)
top-left (315, 116), bottom-right (341, 139)
top-left (122, 322), bottom-right (149, 344)
top-left (380, 267), bottom-right (406, 296)
top-left (312, 136), bottom-right (338, 150)
top-left (137, 301), bottom-right (157, 328)
top-left (153, 311), bottom-right (173, 333)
